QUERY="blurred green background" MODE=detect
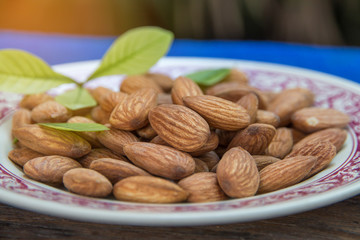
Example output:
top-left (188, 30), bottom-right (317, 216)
top-left (0, 0), bottom-right (359, 45)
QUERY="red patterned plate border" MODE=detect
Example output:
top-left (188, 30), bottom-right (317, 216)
top-left (0, 57), bottom-right (359, 226)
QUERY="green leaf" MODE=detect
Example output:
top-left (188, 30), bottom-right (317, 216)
top-left (39, 123), bottom-right (109, 132)
top-left (55, 87), bottom-right (97, 110)
top-left (186, 68), bottom-right (231, 86)
top-left (88, 26), bottom-right (174, 80)
top-left (0, 49), bottom-right (76, 94)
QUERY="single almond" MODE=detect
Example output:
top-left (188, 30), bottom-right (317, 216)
top-left (97, 127), bottom-right (139, 156)
top-left (12, 108), bottom-right (32, 135)
top-left (120, 75), bottom-right (162, 94)
top-left (258, 156), bottom-right (317, 193)
top-left (217, 147), bottom-right (259, 198)
top-left (236, 93), bottom-right (258, 123)
top-left (265, 127), bottom-right (293, 159)
top-left (19, 93), bottom-right (54, 110)
top-left (145, 73), bottom-right (173, 92)
top-left (8, 147), bottom-right (44, 167)
top-left (90, 106), bottom-right (110, 124)
top-left (123, 142), bottom-right (195, 180)
top-left (13, 125), bottom-right (91, 158)
top-left (205, 82), bottom-right (243, 96)
top-left (171, 76), bottom-right (203, 106)
top-left (197, 151), bottom-right (220, 170)
top-left (286, 140), bottom-right (337, 177)
top-left (136, 124), bottom-right (157, 140)
top-left (90, 158), bottom-right (150, 184)
top-left (110, 88), bottom-right (157, 131)
top-left (31, 101), bottom-right (72, 123)
top-left (113, 176), bottom-right (188, 203)
top-left (252, 155), bottom-right (281, 171)
top-left (228, 123), bottom-right (276, 155)
top-left (222, 69), bottom-right (249, 85)
top-left (63, 168), bottom-right (113, 197)
top-left (67, 116), bottom-right (103, 148)
top-left (149, 104), bottom-right (210, 152)
top-left (88, 86), bottom-right (113, 104)
top-left (256, 110), bottom-right (280, 128)
top-left (98, 91), bottom-right (128, 113)
top-left (24, 155), bottom-right (82, 184)
top-left (291, 107), bottom-right (350, 133)
top-left (78, 148), bottom-right (128, 168)
top-left (183, 95), bottom-right (250, 131)
top-left (178, 172), bottom-right (228, 203)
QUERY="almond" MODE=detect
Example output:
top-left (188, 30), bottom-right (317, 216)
top-left (222, 69), bottom-right (248, 85)
top-left (290, 128), bottom-right (307, 144)
top-left (90, 158), bottom-right (150, 184)
top-left (123, 142), bottom-right (195, 180)
top-left (236, 93), bottom-right (258, 123)
top-left (67, 116), bottom-right (103, 148)
top-left (286, 140), bottom-right (337, 177)
top-left (252, 155), bottom-right (281, 171)
top-left (12, 108), bottom-right (32, 132)
top-left (293, 128), bottom-right (347, 152)
top-left (13, 125), bottom-right (91, 158)
top-left (265, 127), bottom-right (293, 159)
top-left (256, 110), bottom-right (280, 128)
top-left (63, 168), bottom-right (113, 197)
top-left (88, 86), bottom-right (113, 103)
top-left (183, 95), bottom-right (250, 131)
top-left (136, 124), bottom-right (157, 140)
top-left (145, 73), bottom-right (173, 92)
top-left (150, 135), bottom-right (170, 146)
top-left (291, 107), bottom-right (350, 133)
top-left (110, 88), bottom-right (157, 130)
top-left (217, 147), bottom-right (259, 198)
top-left (78, 148), bottom-right (128, 168)
top-left (258, 156), bottom-right (317, 193)
top-left (90, 106), bottom-right (110, 124)
top-left (120, 75), bottom-right (162, 94)
top-left (205, 82), bottom-right (243, 96)
top-left (149, 104), bottom-right (210, 152)
top-left (178, 172), bottom-right (228, 203)
top-left (31, 101), bottom-right (72, 123)
top-left (216, 129), bottom-right (237, 146)
top-left (113, 176), bottom-right (188, 203)
top-left (193, 158), bottom-right (209, 173)
top-left (188, 131), bottom-right (219, 156)
top-left (19, 93), bottom-right (54, 110)
top-left (8, 147), bottom-right (44, 167)
top-left (24, 155), bottom-right (81, 184)
top-left (171, 76), bottom-right (203, 105)
top-left (197, 151), bottom-right (220, 170)
top-left (267, 88), bottom-right (314, 126)
top-left (228, 123), bottom-right (276, 155)
top-left (98, 91), bottom-right (128, 113)
top-left (157, 93), bottom-right (173, 105)
top-left (97, 127), bottom-right (139, 156)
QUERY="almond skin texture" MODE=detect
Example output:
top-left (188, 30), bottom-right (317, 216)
top-left (145, 73), bottom-right (173, 92)
top-left (293, 128), bottom-right (347, 152)
top-left (13, 125), bottom-right (91, 158)
top-left (252, 155), bottom-right (281, 171)
top-left (8, 147), bottom-right (44, 167)
top-left (63, 168), bottom-right (113, 197)
top-left (291, 107), bottom-right (350, 133)
top-left (171, 76), bottom-right (203, 105)
top-left (31, 101), bottom-right (72, 123)
top-left (123, 142), bottom-right (195, 180)
top-left (286, 141), bottom-right (337, 177)
top-left (113, 176), bottom-right (188, 203)
top-left (256, 110), bottom-right (280, 128)
top-left (178, 172), bottom-right (228, 203)
top-left (19, 93), bottom-right (54, 110)
top-left (110, 88), bottom-right (157, 131)
top-left (67, 116), bottom-right (103, 148)
top-left (258, 156), bottom-right (317, 194)
top-left (265, 127), bottom-right (293, 159)
top-left (222, 69), bottom-right (249, 85)
top-left (216, 147), bottom-right (260, 198)
top-left (236, 93), bottom-right (258, 124)
top-left (267, 88), bottom-right (315, 126)
top-left (90, 158), bottom-right (150, 184)
top-left (183, 95), bottom-right (251, 131)
top-left (78, 148), bottom-right (128, 168)
top-left (98, 91), bottom-right (128, 113)
top-left (97, 127), bottom-right (139, 156)
top-left (88, 86), bottom-right (113, 103)
top-left (120, 75), bottom-right (162, 94)
top-left (228, 123), bottom-right (276, 155)
top-left (188, 131), bottom-right (219, 156)
top-left (24, 155), bottom-right (81, 184)
top-left (12, 108), bottom-right (32, 131)
top-left (157, 93), bottom-right (173, 105)
top-left (149, 104), bottom-right (210, 152)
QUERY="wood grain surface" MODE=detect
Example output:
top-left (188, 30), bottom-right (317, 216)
top-left (0, 195), bottom-right (359, 240)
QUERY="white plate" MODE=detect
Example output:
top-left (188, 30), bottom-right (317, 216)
top-left (0, 57), bottom-right (360, 226)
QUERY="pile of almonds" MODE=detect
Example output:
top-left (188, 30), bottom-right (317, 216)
top-left (9, 69), bottom-right (351, 203)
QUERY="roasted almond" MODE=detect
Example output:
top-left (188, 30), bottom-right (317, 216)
top-left (178, 172), bottom-right (228, 203)
top-left (265, 127), bottom-right (293, 159)
top-left (120, 75), bottom-right (162, 94)
top-left (217, 147), bottom-right (259, 198)
top-left (24, 155), bottom-right (81, 184)
top-left (67, 116), bottom-right (103, 148)
top-left (252, 155), bottom-right (281, 171)
top-left (113, 176), bottom-right (188, 203)
top-left (8, 147), bottom-right (44, 167)
top-left (258, 156), bottom-right (317, 193)
top-left (228, 123), bottom-right (276, 155)
top-left (291, 107), bottom-right (350, 133)
top-left (63, 168), bottom-right (113, 197)
top-left (123, 142), bottom-right (195, 180)
top-left (31, 101), bottom-right (72, 123)
top-left (183, 95), bottom-right (250, 131)
top-left (256, 110), bottom-right (280, 128)
top-left (149, 104), bottom-right (210, 152)
top-left (78, 148), bottom-right (128, 168)
top-left (110, 88), bottom-right (157, 131)
top-left (90, 158), bottom-right (150, 184)
top-left (13, 125), bottom-right (91, 158)
top-left (171, 76), bottom-right (203, 105)
top-left (236, 93), bottom-right (258, 123)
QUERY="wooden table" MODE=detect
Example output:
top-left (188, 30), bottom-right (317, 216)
top-left (1, 195), bottom-right (359, 239)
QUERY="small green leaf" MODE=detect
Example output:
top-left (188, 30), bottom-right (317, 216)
top-left (0, 49), bottom-right (76, 94)
top-left (55, 87), bottom-right (97, 110)
top-left (12, 138), bottom-right (18, 144)
top-left (88, 26), bottom-right (174, 80)
top-left (186, 68), bottom-right (231, 86)
top-left (39, 123), bottom-right (109, 132)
